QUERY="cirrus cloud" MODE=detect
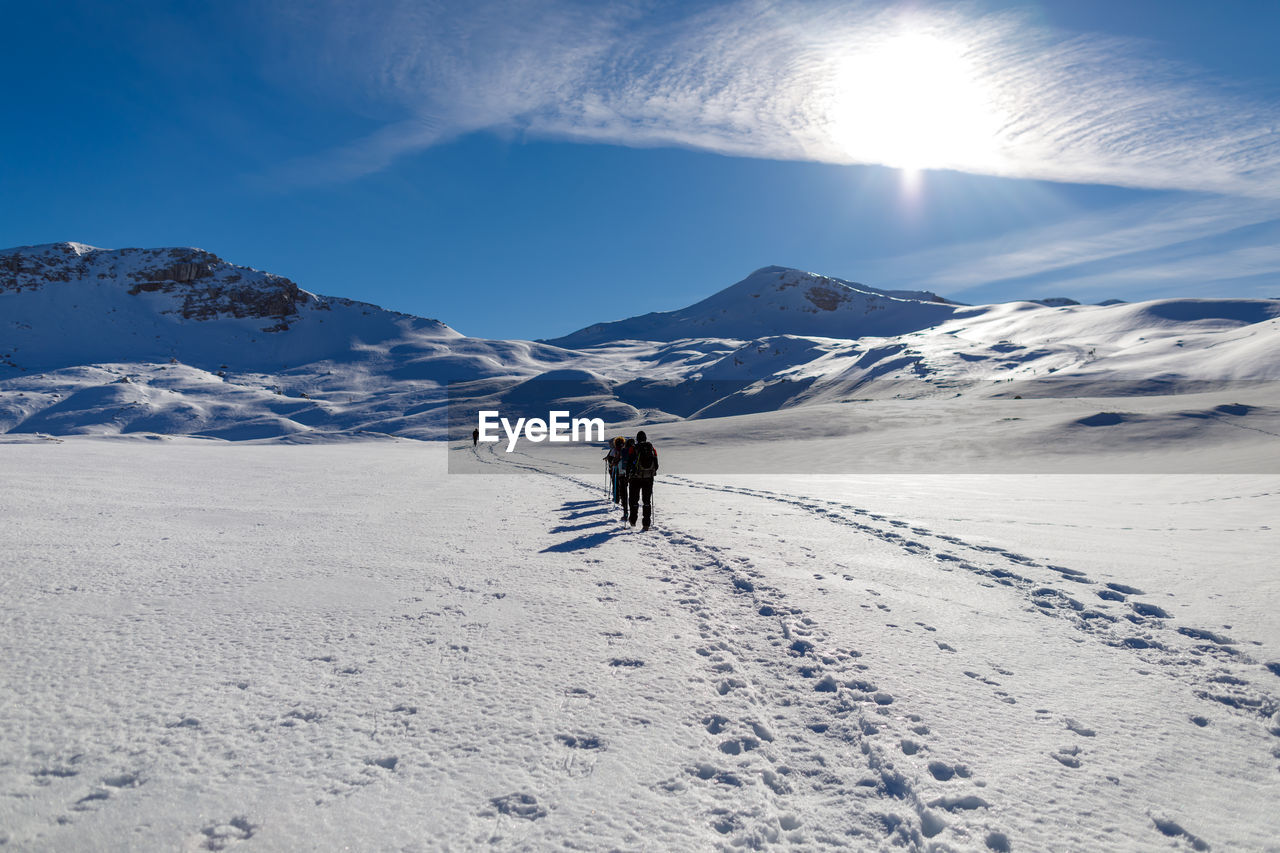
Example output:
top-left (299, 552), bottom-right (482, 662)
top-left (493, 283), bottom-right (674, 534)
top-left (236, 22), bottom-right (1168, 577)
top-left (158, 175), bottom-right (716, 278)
top-left (254, 0), bottom-right (1280, 198)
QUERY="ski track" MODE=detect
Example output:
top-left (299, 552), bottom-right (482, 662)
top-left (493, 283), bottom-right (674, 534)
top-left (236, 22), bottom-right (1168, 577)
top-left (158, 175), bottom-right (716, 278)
top-left (488, 442), bottom-right (1280, 849)
top-left (487, 442), bottom-right (1004, 847)
top-left (659, 476), bottom-right (1280, 730)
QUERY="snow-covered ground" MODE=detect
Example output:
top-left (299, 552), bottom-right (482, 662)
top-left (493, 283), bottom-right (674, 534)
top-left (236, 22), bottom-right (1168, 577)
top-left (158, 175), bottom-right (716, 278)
top-left (5, 246), bottom-right (1279, 443)
top-left (3, 437), bottom-right (1277, 851)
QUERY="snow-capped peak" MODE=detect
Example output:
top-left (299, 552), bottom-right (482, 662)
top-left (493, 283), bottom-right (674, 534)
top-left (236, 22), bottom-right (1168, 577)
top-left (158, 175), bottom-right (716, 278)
top-left (545, 266), bottom-right (959, 347)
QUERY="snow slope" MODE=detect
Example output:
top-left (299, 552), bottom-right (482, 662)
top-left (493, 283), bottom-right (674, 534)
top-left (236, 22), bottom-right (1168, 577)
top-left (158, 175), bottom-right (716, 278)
top-left (544, 266), bottom-right (959, 347)
top-left (3, 244), bottom-right (1279, 446)
top-left (1, 438), bottom-right (1277, 850)
top-left (0, 242), bottom-right (461, 370)
top-left (0, 244), bottom-right (577, 440)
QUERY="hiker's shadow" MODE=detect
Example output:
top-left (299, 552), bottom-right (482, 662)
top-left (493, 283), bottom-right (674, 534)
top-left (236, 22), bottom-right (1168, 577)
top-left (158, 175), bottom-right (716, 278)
top-left (541, 530), bottom-right (620, 553)
top-left (563, 507), bottom-right (612, 521)
top-left (550, 520), bottom-right (611, 534)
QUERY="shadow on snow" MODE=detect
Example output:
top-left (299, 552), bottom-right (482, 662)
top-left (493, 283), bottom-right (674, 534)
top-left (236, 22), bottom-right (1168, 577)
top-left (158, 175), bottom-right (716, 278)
top-left (549, 520), bottom-right (612, 534)
top-left (541, 530), bottom-right (621, 553)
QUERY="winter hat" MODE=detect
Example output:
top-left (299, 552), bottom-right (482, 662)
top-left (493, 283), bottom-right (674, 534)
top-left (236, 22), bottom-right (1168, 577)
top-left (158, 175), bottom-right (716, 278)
top-left (636, 430), bottom-right (647, 442)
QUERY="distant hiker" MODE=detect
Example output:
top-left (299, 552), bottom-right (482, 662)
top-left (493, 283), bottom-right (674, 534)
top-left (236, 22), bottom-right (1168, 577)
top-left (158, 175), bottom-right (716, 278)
top-left (618, 437), bottom-right (636, 519)
top-left (472, 427), bottom-right (479, 447)
top-left (604, 441), bottom-right (615, 496)
top-left (627, 430), bottom-right (659, 531)
top-left (605, 437), bottom-right (625, 504)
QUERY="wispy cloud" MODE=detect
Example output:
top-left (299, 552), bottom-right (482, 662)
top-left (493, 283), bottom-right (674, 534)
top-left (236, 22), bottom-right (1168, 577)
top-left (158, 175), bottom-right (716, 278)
top-left (863, 195), bottom-right (1280, 301)
top-left (253, 0), bottom-right (1280, 197)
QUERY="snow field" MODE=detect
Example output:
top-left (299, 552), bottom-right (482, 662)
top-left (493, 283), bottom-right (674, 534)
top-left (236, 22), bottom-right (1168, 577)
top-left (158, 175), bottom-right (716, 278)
top-left (2, 439), bottom-right (1278, 851)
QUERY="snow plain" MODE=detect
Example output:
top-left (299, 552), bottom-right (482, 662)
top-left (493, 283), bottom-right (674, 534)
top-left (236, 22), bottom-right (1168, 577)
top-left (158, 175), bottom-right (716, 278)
top-left (2, 434), bottom-right (1278, 851)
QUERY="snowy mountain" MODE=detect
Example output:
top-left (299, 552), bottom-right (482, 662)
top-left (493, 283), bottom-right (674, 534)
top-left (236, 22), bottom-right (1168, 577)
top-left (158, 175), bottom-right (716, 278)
top-left (0, 241), bottom-right (460, 370)
top-left (544, 266), bottom-right (959, 347)
top-left (3, 242), bottom-right (1279, 442)
top-left (0, 243), bottom-right (573, 439)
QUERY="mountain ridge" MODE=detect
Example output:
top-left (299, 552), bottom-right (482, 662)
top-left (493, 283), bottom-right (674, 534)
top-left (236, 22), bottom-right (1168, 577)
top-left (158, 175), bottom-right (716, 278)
top-left (543, 266), bottom-right (962, 347)
top-left (3, 242), bottom-right (1279, 441)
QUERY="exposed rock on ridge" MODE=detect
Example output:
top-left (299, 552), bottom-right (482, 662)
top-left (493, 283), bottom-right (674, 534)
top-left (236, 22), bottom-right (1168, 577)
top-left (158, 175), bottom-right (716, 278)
top-left (1, 243), bottom-right (308, 329)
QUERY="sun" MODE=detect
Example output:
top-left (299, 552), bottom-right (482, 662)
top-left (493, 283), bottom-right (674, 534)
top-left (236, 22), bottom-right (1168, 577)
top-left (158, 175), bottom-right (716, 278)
top-left (827, 32), bottom-right (1002, 174)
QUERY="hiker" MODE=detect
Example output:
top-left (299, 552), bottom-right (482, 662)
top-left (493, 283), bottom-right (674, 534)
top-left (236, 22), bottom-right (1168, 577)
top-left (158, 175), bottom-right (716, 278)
top-left (604, 437), bottom-right (625, 504)
top-left (617, 437), bottom-right (635, 519)
top-left (472, 427), bottom-right (479, 447)
top-left (604, 442), bottom-right (614, 497)
top-left (627, 430), bottom-right (659, 531)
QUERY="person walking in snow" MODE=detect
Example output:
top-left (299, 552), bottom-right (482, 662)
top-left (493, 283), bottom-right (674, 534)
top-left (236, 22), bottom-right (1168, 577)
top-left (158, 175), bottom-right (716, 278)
top-left (605, 437), bottom-right (625, 504)
top-left (627, 430), bottom-right (659, 531)
top-left (617, 437), bottom-right (635, 519)
top-left (472, 427), bottom-right (479, 447)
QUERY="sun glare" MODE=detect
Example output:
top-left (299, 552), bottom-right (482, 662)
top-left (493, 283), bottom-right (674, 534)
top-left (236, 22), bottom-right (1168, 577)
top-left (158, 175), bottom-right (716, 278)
top-left (828, 32), bottom-right (1002, 175)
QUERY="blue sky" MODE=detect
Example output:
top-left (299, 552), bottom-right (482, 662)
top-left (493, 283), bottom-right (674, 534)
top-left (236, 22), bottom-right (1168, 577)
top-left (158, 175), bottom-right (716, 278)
top-left (3, 0), bottom-right (1279, 340)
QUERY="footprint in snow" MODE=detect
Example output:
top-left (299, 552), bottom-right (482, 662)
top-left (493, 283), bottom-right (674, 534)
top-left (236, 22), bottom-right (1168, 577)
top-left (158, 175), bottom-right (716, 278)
top-left (72, 789), bottom-right (111, 811)
top-left (986, 831), bottom-right (1013, 852)
top-left (718, 736), bottom-right (761, 755)
top-left (32, 764), bottom-right (79, 784)
top-left (1179, 627), bottom-right (1236, 646)
top-left (762, 769), bottom-right (792, 794)
top-left (703, 714), bottom-right (730, 734)
top-left (1152, 816), bottom-right (1211, 851)
top-left (102, 772), bottom-right (143, 789)
top-left (1051, 746), bottom-right (1083, 768)
top-left (929, 794), bottom-right (989, 812)
top-left (555, 734), bottom-right (604, 750)
top-left (200, 817), bottom-right (256, 850)
top-left (689, 763), bottom-right (744, 787)
top-left (928, 761), bottom-right (956, 781)
top-left (1065, 718), bottom-right (1096, 737)
top-left (488, 793), bottom-right (547, 821)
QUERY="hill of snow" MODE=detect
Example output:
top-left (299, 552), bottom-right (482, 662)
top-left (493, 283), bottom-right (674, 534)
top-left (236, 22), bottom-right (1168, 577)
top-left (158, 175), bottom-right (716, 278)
top-left (0, 243), bottom-right (575, 439)
top-left (3, 243), bottom-right (1279, 450)
top-left (0, 242), bottom-right (464, 371)
top-left (544, 266), bottom-right (959, 347)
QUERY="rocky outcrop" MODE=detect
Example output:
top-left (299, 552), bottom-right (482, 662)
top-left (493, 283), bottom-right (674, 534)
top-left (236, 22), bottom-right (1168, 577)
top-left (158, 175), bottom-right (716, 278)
top-left (1, 243), bottom-right (308, 329)
top-left (0, 241), bottom-right (87, 291)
